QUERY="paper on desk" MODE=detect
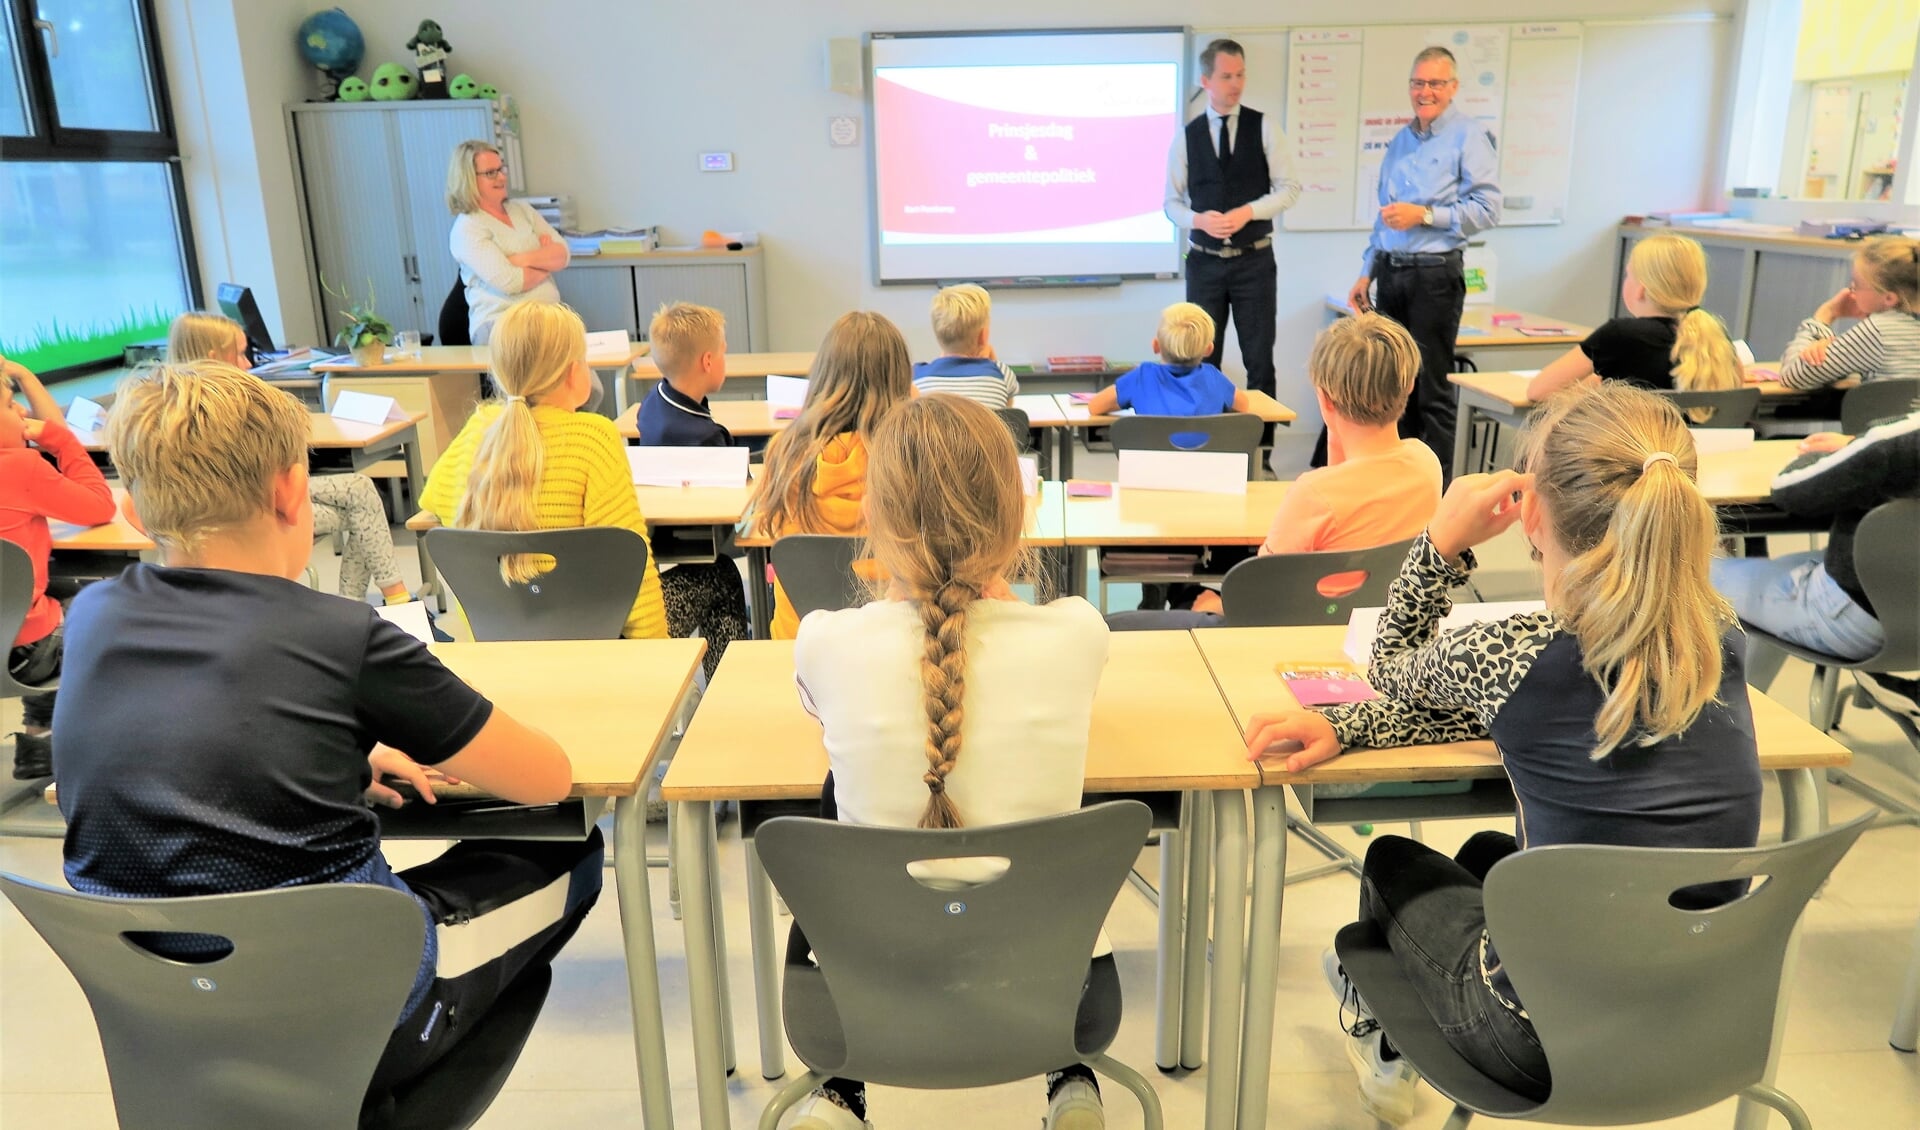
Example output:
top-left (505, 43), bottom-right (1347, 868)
top-left (331, 390), bottom-right (407, 426)
top-left (1019, 455), bottom-right (1039, 496)
top-left (376, 600), bottom-right (435, 644)
top-left (65, 396), bottom-right (106, 432)
top-left (583, 329), bottom-right (630, 362)
top-left (1733, 340), bottom-right (1755, 367)
top-left (1116, 449), bottom-right (1247, 495)
top-left (1689, 427), bottom-right (1754, 454)
top-left (1508, 369), bottom-right (1539, 378)
top-left (1344, 601), bottom-right (1547, 668)
top-left (766, 374), bottom-right (809, 419)
top-left (628, 445), bottom-right (750, 488)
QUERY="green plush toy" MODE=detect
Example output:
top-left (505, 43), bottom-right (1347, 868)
top-left (448, 73), bottom-right (479, 99)
top-left (477, 83), bottom-right (499, 100)
top-left (369, 62), bottom-right (416, 101)
top-left (337, 75), bottom-right (370, 102)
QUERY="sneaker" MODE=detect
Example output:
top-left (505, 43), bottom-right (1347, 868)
top-left (1043, 1076), bottom-right (1105, 1130)
top-left (1322, 946), bottom-right (1376, 1032)
top-left (10, 732), bottom-right (52, 780)
top-left (1856, 671), bottom-right (1920, 723)
top-left (791, 1092), bottom-right (872, 1130)
top-left (1345, 1028), bottom-right (1419, 1126)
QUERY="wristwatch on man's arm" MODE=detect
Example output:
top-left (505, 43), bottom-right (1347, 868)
top-left (1422, 206), bottom-right (1434, 226)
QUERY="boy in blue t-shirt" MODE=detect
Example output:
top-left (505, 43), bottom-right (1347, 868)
top-left (1085, 302), bottom-right (1251, 418)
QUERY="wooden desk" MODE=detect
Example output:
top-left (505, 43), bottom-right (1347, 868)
top-left (1059, 481), bottom-right (1288, 602)
top-left (431, 639), bottom-right (703, 1130)
top-left (1191, 623), bottom-right (1848, 1130)
top-left (49, 486), bottom-right (153, 555)
top-left (1697, 440), bottom-right (1804, 505)
top-left (662, 632), bottom-right (1259, 1127)
top-left (1328, 299), bottom-right (1593, 350)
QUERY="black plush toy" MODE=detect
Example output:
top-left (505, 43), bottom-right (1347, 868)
top-left (406, 19), bottom-right (453, 99)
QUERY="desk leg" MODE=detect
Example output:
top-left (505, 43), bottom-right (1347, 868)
top-left (1735, 768), bottom-right (1820, 1130)
top-left (708, 821), bottom-right (739, 1075)
top-left (747, 544), bottom-right (773, 640)
top-left (745, 839), bottom-right (786, 1078)
top-left (1058, 427), bottom-right (1075, 482)
top-left (1450, 400), bottom-right (1477, 482)
top-left (1892, 912), bottom-right (1920, 1053)
top-left (1204, 791), bottom-right (1249, 1130)
top-left (1068, 546), bottom-right (1090, 602)
top-left (399, 429), bottom-right (441, 611)
top-left (614, 791), bottom-right (676, 1130)
top-left (675, 799), bottom-right (732, 1130)
top-left (1236, 786), bottom-right (1288, 1129)
top-left (1154, 797), bottom-right (1189, 1070)
top-left (1180, 790), bottom-right (1212, 1070)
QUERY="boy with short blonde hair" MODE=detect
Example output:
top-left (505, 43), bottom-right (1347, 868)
top-left (912, 283), bottom-right (1020, 408)
top-left (60, 361), bottom-right (604, 1117)
top-left (1085, 301), bottom-right (1251, 417)
top-left (639, 301), bottom-right (734, 447)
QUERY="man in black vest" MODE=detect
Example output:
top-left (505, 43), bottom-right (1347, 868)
top-left (1164, 38), bottom-right (1301, 410)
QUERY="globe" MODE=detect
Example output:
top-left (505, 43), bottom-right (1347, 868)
top-left (298, 8), bottom-right (364, 79)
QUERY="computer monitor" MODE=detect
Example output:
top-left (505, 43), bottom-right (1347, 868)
top-left (216, 283), bottom-right (276, 364)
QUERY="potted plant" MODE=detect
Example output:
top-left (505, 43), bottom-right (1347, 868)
top-left (325, 277), bottom-right (395, 366)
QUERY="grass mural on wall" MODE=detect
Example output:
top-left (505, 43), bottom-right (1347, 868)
top-left (0, 302), bottom-right (183, 373)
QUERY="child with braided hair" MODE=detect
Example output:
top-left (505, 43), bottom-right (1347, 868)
top-left (790, 393), bottom-right (1114, 1130)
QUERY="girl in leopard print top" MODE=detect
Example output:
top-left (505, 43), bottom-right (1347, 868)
top-left (1248, 383), bottom-right (1762, 1112)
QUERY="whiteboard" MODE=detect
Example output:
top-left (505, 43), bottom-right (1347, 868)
top-left (1269, 22), bottom-right (1583, 230)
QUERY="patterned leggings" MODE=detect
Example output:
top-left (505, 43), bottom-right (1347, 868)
top-left (308, 472), bottom-right (404, 600)
top-left (660, 561), bottom-right (749, 680)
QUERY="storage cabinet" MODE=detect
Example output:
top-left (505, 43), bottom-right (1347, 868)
top-left (559, 249), bottom-right (770, 351)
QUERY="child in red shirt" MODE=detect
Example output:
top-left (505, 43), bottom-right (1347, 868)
top-left (1, 358), bottom-right (115, 778)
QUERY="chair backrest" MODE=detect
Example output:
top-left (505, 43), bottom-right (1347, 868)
top-left (1658, 387), bottom-right (1761, 427)
top-left (1219, 538), bottom-right (1415, 627)
top-left (770, 534), bottom-right (866, 619)
top-left (437, 271), bottom-right (472, 348)
top-left (0, 539), bottom-right (48, 697)
top-left (756, 801), bottom-right (1151, 1089)
top-left (1110, 412), bottom-right (1263, 463)
top-left (992, 406), bottom-right (1033, 452)
top-left (425, 526), bottom-right (649, 641)
top-left (0, 875), bottom-right (424, 1130)
top-left (1840, 378), bottom-right (1919, 434)
top-left (1481, 811), bottom-right (1873, 1124)
top-left (1852, 496), bottom-right (1920, 671)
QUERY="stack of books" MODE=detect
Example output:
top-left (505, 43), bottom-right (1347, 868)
top-left (558, 226), bottom-right (658, 256)
top-left (513, 194), bottom-right (575, 230)
top-left (1040, 355), bottom-right (1108, 373)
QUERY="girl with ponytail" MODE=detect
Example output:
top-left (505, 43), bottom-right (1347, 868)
top-left (1526, 232), bottom-right (1744, 409)
top-left (421, 301), bottom-right (667, 638)
top-left (1248, 383), bottom-right (1762, 1122)
top-left (788, 394), bottom-right (1113, 1130)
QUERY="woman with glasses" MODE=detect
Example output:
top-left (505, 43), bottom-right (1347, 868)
top-left (446, 139), bottom-right (570, 349)
top-left (1773, 236), bottom-right (1920, 390)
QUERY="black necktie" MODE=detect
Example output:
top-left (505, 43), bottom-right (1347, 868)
top-left (1218, 114), bottom-right (1231, 164)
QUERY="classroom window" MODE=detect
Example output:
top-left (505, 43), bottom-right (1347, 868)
top-left (0, 0), bottom-right (196, 378)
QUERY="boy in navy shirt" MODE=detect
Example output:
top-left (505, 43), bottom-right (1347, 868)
top-left (1085, 302), bottom-right (1251, 418)
top-left (55, 361), bottom-right (604, 1117)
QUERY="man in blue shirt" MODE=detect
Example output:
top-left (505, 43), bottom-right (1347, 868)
top-left (1342, 46), bottom-right (1502, 474)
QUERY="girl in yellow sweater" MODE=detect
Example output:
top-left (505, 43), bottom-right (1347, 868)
top-left (747, 311), bottom-right (914, 639)
top-left (422, 302), bottom-right (668, 639)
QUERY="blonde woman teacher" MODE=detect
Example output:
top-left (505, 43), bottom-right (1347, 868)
top-left (446, 139), bottom-right (568, 347)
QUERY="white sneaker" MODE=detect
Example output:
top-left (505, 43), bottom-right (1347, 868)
top-left (1345, 1028), bottom-right (1419, 1126)
top-left (1322, 945), bottom-right (1376, 1031)
top-left (792, 1092), bottom-right (872, 1130)
top-left (1043, 1076), bottom-right (1105, 1130)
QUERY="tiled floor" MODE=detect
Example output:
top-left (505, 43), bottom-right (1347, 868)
top-left (4, 453), bottom-right (1917, 1128)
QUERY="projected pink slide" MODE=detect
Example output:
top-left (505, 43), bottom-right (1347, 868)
top-left (874, 64), bottom-right (1178, 241)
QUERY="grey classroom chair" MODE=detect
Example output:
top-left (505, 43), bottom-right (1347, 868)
top-left (1658, 387), bottom-right (1762, 427)
top-left (1739, 498), bottom-right (1920, 821)
top-left (425, 526), bottom-right (649, 641)
top-left (993, 405), bottom-right (1035, 452)
top-left (1218, 538), bottom-right (1415, 627)
top-left (0, 539), bottom-right (55, 698)
top-left (1110, 411), bottom-right (1262, 464)
top-left (1840, 377), bottom-right (1920, 434)
top-left (0, 875), bottom-right (549, 1130)
top-left (1334, 811), bottom-right (1875, 1130)
top-left (752, 802), bottom-right (1163, 1130)
top-left (769, 534), bottom-right (866, 621)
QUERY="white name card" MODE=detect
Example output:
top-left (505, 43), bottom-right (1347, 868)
top-left (66, 396), bottom-right (106, 432)
top-left (765, 374), bottom-right (809, 409)
top-left (375, 600), bottom-right (435, 644)
top-left (1733, 339), bottom-right (1756, 368)
top-left (1688, 427), bottom-right (1755, 454)
top-left (1344, 601), bottom-right (1547, 668)
top-left (628, 444), bottom-right (750, 488)
top-left (331, 389), bottom-right (407, 426)
top-left (1116, 449), bottom-right (1247, 495)
top-left (583, 329), bottom-right (630, 362)
top-left (1018, 454), bottom-right (1039, 496)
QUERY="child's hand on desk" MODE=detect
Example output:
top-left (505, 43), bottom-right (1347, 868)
top-left (365, 746), bottom-right (460, 808)
top-left (1797, 338), bottom-right (1832, 367)
top-left (1245, 710), bottom-right (1341, 772)
top-left (1798, 432), bottom-right (1854, 454)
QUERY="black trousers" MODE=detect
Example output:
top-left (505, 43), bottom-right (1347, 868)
top-left (1375, 258), bottom-right (1466, 471)
top-left (1185, 245), bottom-right (1277, 398)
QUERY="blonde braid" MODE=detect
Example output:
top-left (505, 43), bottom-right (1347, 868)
top-left (916, 580), bottom-right (975, 829)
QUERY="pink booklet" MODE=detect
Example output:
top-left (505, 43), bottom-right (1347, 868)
top-left (1280, 666), bottom-right (1381, 707)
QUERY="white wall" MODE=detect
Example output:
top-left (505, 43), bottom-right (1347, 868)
top-left (161, 1), bottom-right (1737, 449)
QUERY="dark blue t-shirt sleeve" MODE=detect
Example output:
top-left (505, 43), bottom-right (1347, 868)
top-left (353, 617), bottom-right (493, 766)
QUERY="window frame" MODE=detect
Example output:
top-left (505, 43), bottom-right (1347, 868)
top-left (0, 0), bottom-right (201, 379)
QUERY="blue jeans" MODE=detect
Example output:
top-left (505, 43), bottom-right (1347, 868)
top-left (1712, 552), bottom-right (1885, 661)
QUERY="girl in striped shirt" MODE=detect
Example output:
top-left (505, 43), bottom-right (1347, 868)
top-left (1777, 236), bottom-right (1920, 389)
